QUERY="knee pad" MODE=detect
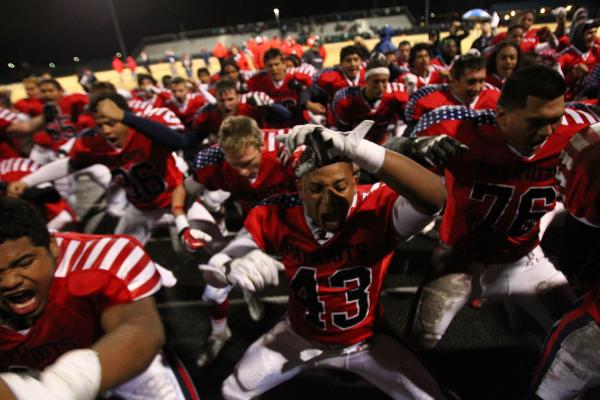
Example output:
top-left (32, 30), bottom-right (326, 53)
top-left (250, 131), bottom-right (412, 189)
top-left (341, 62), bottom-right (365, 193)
top-left (413, 273), bottom-right (472, 349)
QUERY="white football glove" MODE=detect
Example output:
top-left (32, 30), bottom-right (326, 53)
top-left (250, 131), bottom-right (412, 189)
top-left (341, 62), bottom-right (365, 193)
top-left (200, 250), bottom-right (283, 292)
top-left (1, 349), bottom-right (101, 400)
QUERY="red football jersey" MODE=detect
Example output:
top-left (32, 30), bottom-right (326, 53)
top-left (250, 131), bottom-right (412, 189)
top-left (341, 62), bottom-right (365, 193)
top-left (333, 82), bottom-right (408, 144)
top-left (557, 122), bottom-right (600, 227)
top-left (405, 83), bottom-right (500, 123)
top-left (34, 93), bottom-right (89, 151)
top-left (485, 73), bottom-right (506, 90)
top-left (559, 45), bottom-right (600, 98)
top-left (413, 106), bottom-right (598, 262)
top-left (69, 111), bottom-right (184, 210)
top-left (166, 93), bottom-right (207, 129)
top-left (130, 88), bottom-right (171, 109)
top-left (14, 97), bottom-right (43, 117)
top-left (244, 184), bottom-right (402, 345)
top-left (192, 129), bottom-right (294, 214)
top-left (397, 65), bottom-right (448, 89)
top-left (247, 70), bottom-right (313, 126)
top-left (316, 67), bottom-right (366, 126)
top-left (0, 157), bottom-right (75, 223)
top-left (192, 102), bottom-right (261, 139)
top-left (0, 108), bottom-right (22, 159)
top-left (0, 232), bottom-right (162, 371)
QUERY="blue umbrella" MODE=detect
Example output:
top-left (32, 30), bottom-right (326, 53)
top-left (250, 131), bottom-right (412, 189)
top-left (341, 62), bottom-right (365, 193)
top-left (462, 9), bottom-right (492, 21)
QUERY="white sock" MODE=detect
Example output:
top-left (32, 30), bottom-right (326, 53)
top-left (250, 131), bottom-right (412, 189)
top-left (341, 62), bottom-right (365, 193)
top-left (211, 318), bottom-right (228, 335)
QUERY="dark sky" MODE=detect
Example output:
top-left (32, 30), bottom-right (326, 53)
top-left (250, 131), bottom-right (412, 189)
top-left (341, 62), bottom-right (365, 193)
top-left (2, 0), bottom-right (500, 73)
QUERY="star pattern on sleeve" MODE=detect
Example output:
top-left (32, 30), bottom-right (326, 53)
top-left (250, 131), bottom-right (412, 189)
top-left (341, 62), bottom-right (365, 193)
top-left (256, 193), bottom-right (303, 208)
top-left (405, 84), bottom-right (447, 123)
top-left (412, 105), bottom-right (496, 137)
top-left (192, 146), bottom-right (225, 171)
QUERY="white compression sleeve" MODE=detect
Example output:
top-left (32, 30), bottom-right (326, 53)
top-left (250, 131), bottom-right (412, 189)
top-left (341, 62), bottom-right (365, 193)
top-left (21, 158), bottom-right (72, 187)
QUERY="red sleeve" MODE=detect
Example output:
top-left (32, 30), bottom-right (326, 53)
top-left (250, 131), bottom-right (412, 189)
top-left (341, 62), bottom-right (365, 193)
top-left (243, 205), bottom-right (272, 252)
top-left (293, 71), bottom-right (313, 87)
top-left (564, 145), bottom-right (600, 227)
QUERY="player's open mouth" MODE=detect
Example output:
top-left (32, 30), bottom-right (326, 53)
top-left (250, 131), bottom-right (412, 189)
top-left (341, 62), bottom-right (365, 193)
top-left (3, 289), bottom-right (39, 316)
top-left (321, 213), bottom-right (341, 230)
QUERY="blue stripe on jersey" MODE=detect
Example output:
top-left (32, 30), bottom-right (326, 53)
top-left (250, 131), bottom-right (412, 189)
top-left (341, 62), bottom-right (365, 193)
top-left (256, 193), bottom-right (302, 208)
top-left (405, 84), bottom-right (448, 123)
top-left (583, 64), bottom-right (600, 89)
top-left (192, 146), bottom-right (225, 170)
top-left (78, 128), bottom-right (98, 138)
top-left (411, 106), bottom-right (496, 137)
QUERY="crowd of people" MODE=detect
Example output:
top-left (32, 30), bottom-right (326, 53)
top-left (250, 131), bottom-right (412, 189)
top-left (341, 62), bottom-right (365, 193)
top-left (0, 5), bottom-right (600, 400)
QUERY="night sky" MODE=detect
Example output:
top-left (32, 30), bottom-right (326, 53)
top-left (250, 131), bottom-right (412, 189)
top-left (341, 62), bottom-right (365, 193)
top-left (2, 0), bottom-right (516, 76)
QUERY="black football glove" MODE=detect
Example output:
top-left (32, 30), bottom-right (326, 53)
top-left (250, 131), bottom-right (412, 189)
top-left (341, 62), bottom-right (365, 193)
top-left (385, 135), bottom-right (468, 169)
top-left (287, 78), bottom-right (303, 91)
top-left (43, 102), bottom-right (60, 123)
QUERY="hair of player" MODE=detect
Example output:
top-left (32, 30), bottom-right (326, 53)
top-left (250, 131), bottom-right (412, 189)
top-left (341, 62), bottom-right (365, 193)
top-left (507, 24), bottom-right (523, 35)
top-left (366, 57), bottom-right (389, 71)
top-left (196, 67), bottom-right (210, 77)
top-left (409, 43), bottom-right (433, 67)
top-left (137, 73), bottom-right (156, 87)
top-left (88, 91), bottom-right (130, 113)
top-left (220, 59), bottom-right (240, 74)
top-left (0, 198), bottom-right (50, 249)
top-left (90, 81), bottom-right (117, 95)
top-left (40, 78), bottom-right (63, 91)
top-left (498, 65), bottom-right (566, 111)
top-left (398, 40), bottom-right (411, 48)
top-left (170, 76), bottom-right (188, 86)
top-left (263, 48), bottom-right (284, 64)
top-left (451, 54), bottom-right (486, 80)
top-left (215, 79), bottom-right (238, 95)
top-left (285, 54), bottom-right (301, 67)
top-left (518, 9), bottom-right (535, 19)
top-left (22, 76), bottom-right (40, 86)
top-left (217, 116), bottom-right (263, 153)
top-left (340, 45), bottom-right (362, 63)
top-left (486, 42), bottom-right (523, 77)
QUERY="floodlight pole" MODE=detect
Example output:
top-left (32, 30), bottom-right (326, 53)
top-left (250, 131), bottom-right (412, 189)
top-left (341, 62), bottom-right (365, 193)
top-left (425, 0), bottom-right (430, 26)
top-left (108, 0), bottom-right (128, 58)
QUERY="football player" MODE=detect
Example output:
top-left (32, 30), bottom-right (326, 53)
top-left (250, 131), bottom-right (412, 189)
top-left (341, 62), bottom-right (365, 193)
top-left (201, 122), bottom-right (450, 399)
top-left (0, 198), bottom-right (199, 399)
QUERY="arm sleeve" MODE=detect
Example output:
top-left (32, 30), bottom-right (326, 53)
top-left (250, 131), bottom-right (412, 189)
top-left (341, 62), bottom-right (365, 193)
top-left (392, 195), bottom-right (438, 239)
top-left (21, 158), bottom-right (73, 187)
top-left (122, 112), bottom-right (198, 149)
top-left (267, 103), bottom-right (293, 122)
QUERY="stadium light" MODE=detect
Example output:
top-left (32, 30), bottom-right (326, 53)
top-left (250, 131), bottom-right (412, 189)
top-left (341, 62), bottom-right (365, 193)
top-left (107, 0), bottom-right (128, 58)
top-left (73, 56), bottom-right (80, 62)
top-left (540, 7), bottom-right (545, 14)
top-left (504, 14), bottom-right (510, 21)
top-left (49, 63), bottom-right (56, 68)
top-left (116, 52), bottom-right (122, 58)
top-left (273, 8), bottom-right (281, 35)
top-left (8, 63), bottom-right (15, 69)
top-left (510, 10), bottom-right (516, 17)
top-left (273, 8), bottom-right (279, 17)
top-left (566, 5), bottom-right (573, 11)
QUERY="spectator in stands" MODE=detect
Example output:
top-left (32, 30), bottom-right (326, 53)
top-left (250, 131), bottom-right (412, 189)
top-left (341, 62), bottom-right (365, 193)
top-left (471, 21), bottom-right (495, 53)
top-left (181, 52), bottom-right (194, 78)
top-left (77, 67), bottom-right (98, 93)
top-left (197, 67), bottom-right (211, 85)
top-left (428, 28), bottom-right (442, 58)
top-left (446, 20), bottom-right (470, 54)
top-left (112, 55), bottom-right (124, 85)
top-left (213, 42), bottom-right (229, 69)
top-left (436, 37), bottom-right (459, 68)
top-left (374, 25), bottom-right (397, 55)
top-left (139, 51), bottom-right (152, 75)
top-left (397, 40), bottom-right (411, 70)
top-left (485, 41), bottom-right (523, 89)
top-left (303, 36), bottom-right (325, 70)
top-left (230, 46), bottom-right (250, 71)
top-left (165, 49), bottom-right (178, 76)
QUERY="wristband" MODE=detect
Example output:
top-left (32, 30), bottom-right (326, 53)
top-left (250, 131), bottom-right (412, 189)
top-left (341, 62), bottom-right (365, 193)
top-left (174, 214), bottom-right (189, 233)
top-left (353, 139), bottom-right (386, 174)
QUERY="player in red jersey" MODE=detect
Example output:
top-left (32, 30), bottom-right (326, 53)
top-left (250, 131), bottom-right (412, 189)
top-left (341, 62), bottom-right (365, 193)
top-left (201, 121), bottom-right (449, 399)
top-left (333, 58), bottom-right (408, 143)
top-left (312, 45), bottom-right (366, 125)
top-left (193, 79), bottom-right (292, 142)
top-left (8, 93), bottom-right (197, 249)
top-left (247, 48), bottom-right (313, 127)
top-left (398, 43), bottom-right (448, 95)
top-left (558, 20), bottom-right (600, 99)
top-left (394, 65), bottom-right (597, 349)
top-left (166, 77), bottom-right (207, 129)
top-left (405, 54), bottom-right (500, 125)
top-left (485, 41), bottom-right (523, 89)
top-left (29, 79), bottom-right (89, 163)
top-left (530, 122), bottom-right (600, 399)
top-left (492, 11), bottom-right (541, 53)
top-left (185, 116), bottom-right (296, 366)
top-left (0, 157), bottom-right (75, 230)
top-left (130, 74), bottom-right (172, 109)
top-left (0, 198), bottom-right (199, 400)
top-left (14, 77), bottom-right (43, 117)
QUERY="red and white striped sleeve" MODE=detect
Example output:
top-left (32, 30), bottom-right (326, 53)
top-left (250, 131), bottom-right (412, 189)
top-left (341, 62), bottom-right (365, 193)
top-left (55, 233), bottom-right (162, 302)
